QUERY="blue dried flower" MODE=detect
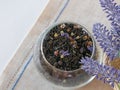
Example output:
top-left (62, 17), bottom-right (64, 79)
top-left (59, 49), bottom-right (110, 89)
top-left (60, 50), bottom-right (70, 56)
top-left (61, 32), bottom-right (69, 38)
top-left (87, 46), bottom-right (93, 52)
top-left (81, 57), bottom-right (120, 87)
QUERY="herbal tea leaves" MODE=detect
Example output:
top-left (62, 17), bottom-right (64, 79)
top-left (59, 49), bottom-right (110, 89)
top-left (43, 23), bottom-right (93, 71)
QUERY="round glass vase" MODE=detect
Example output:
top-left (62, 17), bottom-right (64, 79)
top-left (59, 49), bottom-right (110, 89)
top-left (34, 22), bottom-right (96, 89)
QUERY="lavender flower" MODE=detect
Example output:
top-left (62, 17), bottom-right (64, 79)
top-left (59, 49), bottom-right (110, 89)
top-left (99, 0), bottom-right (120, 50)
top-left (82, 0), bottom-right (120, 88)
top-left (93, 23), bottom-right (119, 60)
top-left (92, 0), bottom-right (120, 60)
top-left (81, 57), bottom-right (120, 87)
top-left (60, 50), bottom-right (70, 57)
top-left (99, 0), bottom-right (120, 35)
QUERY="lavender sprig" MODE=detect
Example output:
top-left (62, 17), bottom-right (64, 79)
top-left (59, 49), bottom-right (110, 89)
top-left (93, 0), bottom-right (120, 60)
top-left (100, 0), bottom-right (120, 50)
top-left (93, 23), bottom-right (119, 60)
top-left (83, 0), bottom-right (120, 88)
top-left (100, 0), bottom-right (120, 35)
top-left (81, 57), bottom-right (120, 87)
top-left (111, 29), bottom-right (120, 52)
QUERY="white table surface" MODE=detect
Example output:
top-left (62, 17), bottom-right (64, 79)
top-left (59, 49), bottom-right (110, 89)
top-left (0, 0), bottom-right (49, 76)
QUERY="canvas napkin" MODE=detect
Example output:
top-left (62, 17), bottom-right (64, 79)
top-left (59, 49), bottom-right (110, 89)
top-left (1, 0), bottom-right (120, 90)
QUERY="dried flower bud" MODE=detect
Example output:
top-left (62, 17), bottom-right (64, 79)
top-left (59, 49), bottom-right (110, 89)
top-left (54, 50), bottom-right (59, 56)
top-left (60, 23), bottom-right (66, 29)
top-left (60, 55), bottom-right (64, 58)
top-left (71, 32), bottom-right (74, 36)
top-left (54, 33), bottom-right (58, 38)
top-left (76, 36), bottom-right (80, 39)
top-left (67, 28), bottom-right (71, 32)
top-left (60, 31), bottom-right (64, 34)
top-left (83, 35), bottom-right (88, 40)
top-left (70, 40), bottom-right (76, 45)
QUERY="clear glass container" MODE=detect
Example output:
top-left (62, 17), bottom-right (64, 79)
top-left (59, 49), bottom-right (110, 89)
top-left (34, 22), bottom-right (96, 89)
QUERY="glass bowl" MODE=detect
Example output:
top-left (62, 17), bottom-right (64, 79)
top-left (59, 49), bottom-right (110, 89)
top-left (34, 22), bottom-right (96, 89)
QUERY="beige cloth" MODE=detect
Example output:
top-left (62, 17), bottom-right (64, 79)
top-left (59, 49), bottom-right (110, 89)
top-left (1, 0), bottom-right (120, 90)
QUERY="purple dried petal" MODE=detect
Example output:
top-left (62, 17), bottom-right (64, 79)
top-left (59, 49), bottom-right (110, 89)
top-left (61, 33), bottom-right (69, 38)
top-left (87, 46), bottom-right (93, 52)
top-left (60, 50), bottom-right (70, 56)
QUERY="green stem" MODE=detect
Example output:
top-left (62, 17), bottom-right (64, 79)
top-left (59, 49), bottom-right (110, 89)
top-left (118, 83), bottom-right (120, 90)
top-left (119, 51), bottom-right (120, 58)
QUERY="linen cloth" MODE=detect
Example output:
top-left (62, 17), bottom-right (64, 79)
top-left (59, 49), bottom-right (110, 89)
top-left (1, 0), bottom-right (120, 90)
